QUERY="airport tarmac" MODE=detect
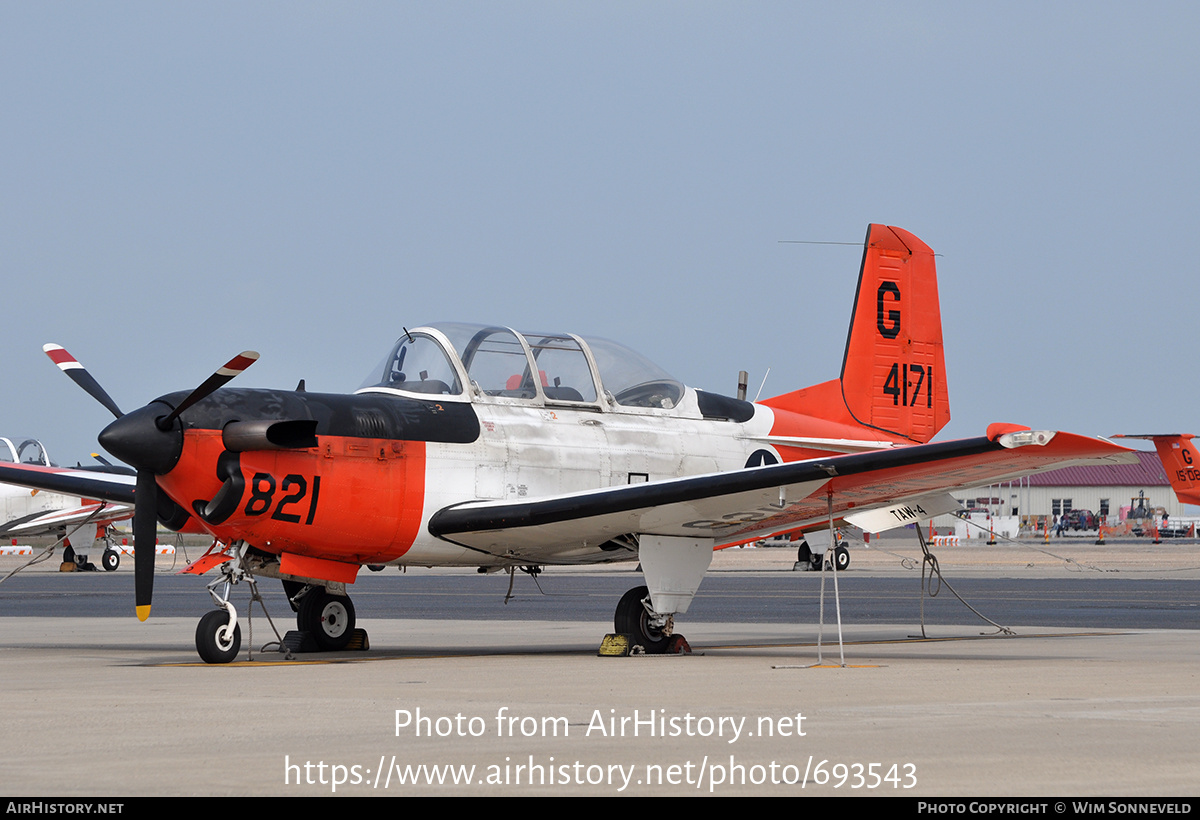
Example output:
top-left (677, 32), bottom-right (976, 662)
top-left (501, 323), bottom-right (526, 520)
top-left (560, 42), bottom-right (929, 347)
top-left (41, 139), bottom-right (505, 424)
top-left (1, 537), bottom-right (1197, 796)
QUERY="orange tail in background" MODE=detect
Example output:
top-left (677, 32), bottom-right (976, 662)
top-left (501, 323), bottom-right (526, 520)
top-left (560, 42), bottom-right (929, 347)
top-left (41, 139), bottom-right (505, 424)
top-left (1114, 434), bottom-right (1200, 505)
top-left (764, 224), bottom-right (950, 444)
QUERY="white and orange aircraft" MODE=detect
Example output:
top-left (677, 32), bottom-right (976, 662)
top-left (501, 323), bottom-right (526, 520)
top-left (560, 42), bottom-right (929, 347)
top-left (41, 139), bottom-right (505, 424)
top-left (0, 224), bottom-right (1136, 662)
top-left (0, 437), bottom-right (134, 570)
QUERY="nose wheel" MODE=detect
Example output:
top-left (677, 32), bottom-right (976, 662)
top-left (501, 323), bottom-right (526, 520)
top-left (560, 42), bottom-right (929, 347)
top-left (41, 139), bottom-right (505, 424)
top-left (193, 542), bottom-right (291, 664)
top-left (832, 544), bottom-right (850, 571)
top-left (195, 608), bottom-right (241, 664)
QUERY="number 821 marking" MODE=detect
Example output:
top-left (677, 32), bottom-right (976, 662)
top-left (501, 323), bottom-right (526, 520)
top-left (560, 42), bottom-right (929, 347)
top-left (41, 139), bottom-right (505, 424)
top-left (244, 473), bottom-right (322, 525)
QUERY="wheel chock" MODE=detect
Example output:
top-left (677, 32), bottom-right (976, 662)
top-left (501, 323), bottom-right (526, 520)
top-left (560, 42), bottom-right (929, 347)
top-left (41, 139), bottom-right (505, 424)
top-left (282, 630), bottom-right (320, 653)
top-left (598, 633), bottom-right (693, 656)
top-left (282, 628), bottom-right (370, 654)
top-left (59, 561), bottom-right (77, 572)
top-left (665, 635), bottom-right (692, 655)
top-left (599, 633), bottom-right (634, 656)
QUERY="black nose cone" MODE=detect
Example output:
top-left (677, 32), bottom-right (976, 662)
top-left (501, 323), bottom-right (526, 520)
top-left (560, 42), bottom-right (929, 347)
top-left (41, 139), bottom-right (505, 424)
top-left (98, 403), bottom-right (184, 475)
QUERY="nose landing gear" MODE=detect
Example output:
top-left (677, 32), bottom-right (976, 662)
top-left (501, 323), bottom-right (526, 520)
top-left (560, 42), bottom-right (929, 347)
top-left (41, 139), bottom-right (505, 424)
top-left (195, 607), bottom-right (241, 664)
top-left (193, 542), bottom-right (288, 664)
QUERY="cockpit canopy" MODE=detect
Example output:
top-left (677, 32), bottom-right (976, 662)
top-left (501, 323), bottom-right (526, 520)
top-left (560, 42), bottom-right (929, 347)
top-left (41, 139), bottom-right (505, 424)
top-left (0, 437), bottom-right (54, 466)
top-left (358, 323), bottom-right (685, 409)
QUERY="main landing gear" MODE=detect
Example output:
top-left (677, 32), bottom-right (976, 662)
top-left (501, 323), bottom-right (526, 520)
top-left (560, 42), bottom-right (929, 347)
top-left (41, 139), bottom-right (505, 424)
top-left (59, 543), bottom-right (97, 572)
top-left (796, 539), bottom-right (850, 571)
top-left (606, 535), bottom-right (709, 655)
top-left (59, 530), bottom-right (121, 572)
top-left (614, 585), bottom-right (672, 654)
top-left (295, 586), bottom-right (357, 651)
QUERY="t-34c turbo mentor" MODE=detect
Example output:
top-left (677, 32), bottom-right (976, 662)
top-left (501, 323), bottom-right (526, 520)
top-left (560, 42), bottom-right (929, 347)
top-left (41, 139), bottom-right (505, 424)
top-left (0, 437), bottom-right (134, 571)
top-left (0, 224), bottom-right (1135, 663)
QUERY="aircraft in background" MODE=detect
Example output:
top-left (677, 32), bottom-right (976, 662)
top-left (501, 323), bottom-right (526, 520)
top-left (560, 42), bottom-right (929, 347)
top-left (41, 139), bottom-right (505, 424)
top-left (0, 225), bottom-right (1136, 662)
top-left (0, 437), bottom-right (134, 570)
top-left (1113, 434), bottom-right (1200, 506)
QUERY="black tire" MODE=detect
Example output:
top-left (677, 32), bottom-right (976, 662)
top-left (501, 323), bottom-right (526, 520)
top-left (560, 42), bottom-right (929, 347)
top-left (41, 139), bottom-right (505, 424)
top-left (834, 545), bottom-right (850, 571)
top-left (63, 545), bottom-right (76, 564)
top-left (195, 609), bottom-right (241, 664)
top-left (298, 588), bottom-right (356, 651)
top-left (101, 549), bottom-right (119, 572)
top-left (614, 585), bottom-right (670, 654)
top-left (797, 540), bottom-right (812, 564)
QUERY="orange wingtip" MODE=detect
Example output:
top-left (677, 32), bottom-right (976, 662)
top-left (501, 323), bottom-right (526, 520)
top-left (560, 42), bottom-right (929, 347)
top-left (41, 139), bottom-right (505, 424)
top-left (136, 605), bottom-right (151, 621)
top-left (986, 423), bottom-right (1032, 441)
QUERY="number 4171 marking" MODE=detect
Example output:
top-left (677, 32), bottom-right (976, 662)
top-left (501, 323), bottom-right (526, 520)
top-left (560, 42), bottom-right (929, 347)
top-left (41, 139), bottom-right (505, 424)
top-left (883, 363), bottom-right (932, 408)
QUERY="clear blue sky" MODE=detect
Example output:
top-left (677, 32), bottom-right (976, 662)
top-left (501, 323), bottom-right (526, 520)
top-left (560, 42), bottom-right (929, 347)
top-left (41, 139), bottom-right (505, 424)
top-left (2, 2), bottom-right (1196, 465)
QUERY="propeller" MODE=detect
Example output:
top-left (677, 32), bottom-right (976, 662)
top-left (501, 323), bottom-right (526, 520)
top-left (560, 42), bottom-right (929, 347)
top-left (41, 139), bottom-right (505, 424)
top-left (43, 344), bottom-right (259, 620)
top-left (43, 344), bottom-right (123, 418)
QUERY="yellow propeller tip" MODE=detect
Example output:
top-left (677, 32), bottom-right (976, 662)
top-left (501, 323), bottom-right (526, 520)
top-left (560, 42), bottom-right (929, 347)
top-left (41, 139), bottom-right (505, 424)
top-left (136, 605), bottom-right (151, 622)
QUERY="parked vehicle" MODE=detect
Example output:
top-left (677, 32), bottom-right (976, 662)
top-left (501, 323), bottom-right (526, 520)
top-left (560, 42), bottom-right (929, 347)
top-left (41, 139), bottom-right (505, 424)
top-left (1060, 509), bottom-right (1097, 531)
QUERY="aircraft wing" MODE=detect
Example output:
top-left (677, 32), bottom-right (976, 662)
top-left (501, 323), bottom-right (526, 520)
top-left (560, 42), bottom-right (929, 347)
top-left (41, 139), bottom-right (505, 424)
top-left (428, 429), bottom-right (1136, 562)
top-left (0, 462), bottom-right (137, 505)
top-left (0, 501), bottom-right (134, 536)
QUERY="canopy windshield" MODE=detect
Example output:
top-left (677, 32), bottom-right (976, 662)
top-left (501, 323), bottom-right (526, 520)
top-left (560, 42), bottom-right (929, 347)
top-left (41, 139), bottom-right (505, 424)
top-left (357, 331), bottom-right (464, 395)
top-left (359, 323), bottom-right (683, 409)
top-left (0, 437), bottom-right (53, 466)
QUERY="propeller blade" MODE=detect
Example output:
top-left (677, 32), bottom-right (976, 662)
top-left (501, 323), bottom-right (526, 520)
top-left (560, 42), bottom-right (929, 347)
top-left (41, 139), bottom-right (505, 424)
top-left (43, 344), bottom-right (124, 419)
top-left (134, 470), bottom-right (157, 621)
top-left (157, 351), bottom-right (259, 430)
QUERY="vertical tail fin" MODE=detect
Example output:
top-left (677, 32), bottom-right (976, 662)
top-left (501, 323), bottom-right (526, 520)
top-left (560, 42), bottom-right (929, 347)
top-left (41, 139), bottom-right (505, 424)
top-left (1114, 435), bottom-right (1200, 505)
top-left (839, 224), bottom-right (949, 442)
top-left (764, 224), bottom-right (950, 444)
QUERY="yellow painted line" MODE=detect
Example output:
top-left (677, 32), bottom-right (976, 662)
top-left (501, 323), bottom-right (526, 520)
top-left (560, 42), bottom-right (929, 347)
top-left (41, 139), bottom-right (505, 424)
top-left (150, 630), bottom-right (1133, 667)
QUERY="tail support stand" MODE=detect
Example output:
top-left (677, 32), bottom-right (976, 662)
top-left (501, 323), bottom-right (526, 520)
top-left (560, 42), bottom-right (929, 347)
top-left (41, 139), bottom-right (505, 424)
top-left (814, 491), bottom-right (846, 668)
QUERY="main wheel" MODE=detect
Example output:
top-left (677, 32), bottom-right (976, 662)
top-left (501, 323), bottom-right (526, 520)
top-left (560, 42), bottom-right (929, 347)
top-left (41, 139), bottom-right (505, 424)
top-left (101, 549), bottom-right (119, 572)
top-left (196, 609), bottom-right (241, 664)
top-left (614, 585), bottom-right (671, 654)
top-left (63, 545), bottom-right (76, 565)
top-left (298, 588), bottom-right (356, 651)
top-left (833, 544), bottom-right (850, 571)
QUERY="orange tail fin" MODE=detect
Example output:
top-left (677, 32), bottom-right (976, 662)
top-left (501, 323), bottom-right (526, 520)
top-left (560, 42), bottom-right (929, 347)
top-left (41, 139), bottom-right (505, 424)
top-left (766, 224), bottom-right (950, 443)
top-left (1115, 435), bottom-right (1200, 505)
